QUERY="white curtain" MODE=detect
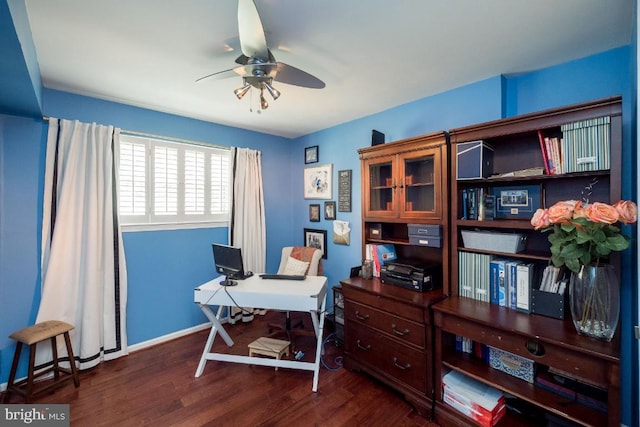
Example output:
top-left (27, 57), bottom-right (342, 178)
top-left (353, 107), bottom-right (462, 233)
top-left (229, 147), bottom-right (266, 323)
top-left (36, 118), bottom-right (128, 370)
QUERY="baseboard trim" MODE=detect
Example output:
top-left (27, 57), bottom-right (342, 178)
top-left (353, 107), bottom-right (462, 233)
top-left (128, 322), bottom-right (214, 353)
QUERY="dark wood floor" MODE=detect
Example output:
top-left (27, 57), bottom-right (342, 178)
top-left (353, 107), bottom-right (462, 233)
top-left (3, 312), bottom-right (439, 426)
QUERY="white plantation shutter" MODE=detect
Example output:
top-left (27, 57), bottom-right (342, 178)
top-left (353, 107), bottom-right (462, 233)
top-left (211, 152), bottom-right (230, 215)
top-left (118, 135), bottom-right (230, 226)
top-left (185, 149), bottom-right (205, 215)
top-left (119, 140), bottom-right (146, 216)
top-left (153, 145), bottom-right (178, 216)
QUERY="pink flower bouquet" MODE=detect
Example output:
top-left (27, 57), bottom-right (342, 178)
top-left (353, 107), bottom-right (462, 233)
top-left (531, 200), bottom-right (637, 273)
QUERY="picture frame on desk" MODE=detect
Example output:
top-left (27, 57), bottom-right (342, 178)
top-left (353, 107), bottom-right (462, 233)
top-left (492, 184), bottom-right (541, 219)
top-left (304, 228), bottom-right (327, 259)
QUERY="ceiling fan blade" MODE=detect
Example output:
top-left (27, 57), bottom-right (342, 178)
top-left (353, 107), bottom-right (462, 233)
top-left (238, 0), bottom-right (269, 61)
top-left (274, 62), bottom-right (325, 89)
top-left (195, 67), bottom-right (244, 83)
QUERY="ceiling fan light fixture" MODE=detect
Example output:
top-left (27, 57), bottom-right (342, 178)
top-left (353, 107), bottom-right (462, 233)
top-left (234, 83), bottom-right (251, 100)
top-left (260, 88), bottom-right (269, 110)
top-left (264, 80), bottom-right (281, 100)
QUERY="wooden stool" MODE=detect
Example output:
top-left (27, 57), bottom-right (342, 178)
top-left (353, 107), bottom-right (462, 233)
top-left (248, 337), bottom-right (290, 370)
top-left (2, 321), bottom-right (80, 403)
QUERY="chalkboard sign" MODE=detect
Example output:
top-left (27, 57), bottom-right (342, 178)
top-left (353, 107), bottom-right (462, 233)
top-left (338, 169), bottom-right (352, 212)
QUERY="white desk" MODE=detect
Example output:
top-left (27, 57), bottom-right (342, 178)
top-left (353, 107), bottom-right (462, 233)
top-left (194, 274), bottom-right (328, 392)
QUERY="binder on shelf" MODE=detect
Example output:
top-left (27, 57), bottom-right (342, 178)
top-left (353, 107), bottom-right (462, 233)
top-left (516, 263), bottom-right (534, 313)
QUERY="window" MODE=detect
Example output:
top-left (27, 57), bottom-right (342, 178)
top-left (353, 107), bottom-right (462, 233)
top-left (118, 135), bottom-right (231, 227)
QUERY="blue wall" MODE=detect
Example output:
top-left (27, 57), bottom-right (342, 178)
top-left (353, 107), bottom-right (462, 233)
top-left (0, 46), bottom-right (635, 425)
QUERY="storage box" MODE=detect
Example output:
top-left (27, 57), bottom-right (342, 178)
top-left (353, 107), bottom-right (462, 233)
top-left (461, 230), bottom-right (526, 253)
top-left (456, 140), bottom-right (494, 180)
top-left (489, 347), bottom-right (534, 383)
top-left (408, 223), bottom-right (442, 236)
top-left (369, 223), bottom-right (382, 239)
top-left (531, 288), bottom-right (567, 320)
top-left (409, 236), bottom-right (442, 248)
top-left (408, 223), bottom-right (442, 247)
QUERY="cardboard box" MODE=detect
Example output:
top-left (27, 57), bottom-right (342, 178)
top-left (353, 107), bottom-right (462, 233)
top-left (489, 347), bottom-right (534, 383)
top-left (456, 140), bottom-right (494, 180)
top-left (408, 224), bottom-right (442, 247)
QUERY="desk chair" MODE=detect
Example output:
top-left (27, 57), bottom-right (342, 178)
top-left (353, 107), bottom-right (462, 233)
top-left (267, 246), bottom-right (322, 349)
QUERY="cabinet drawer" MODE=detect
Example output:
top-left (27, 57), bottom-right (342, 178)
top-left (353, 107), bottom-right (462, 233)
top-left (342, 287), bottom-right (425, 323)
top-left (346, 322), bottom-right (426, 392)
top-left (345, 299), bottom-right (425, 348)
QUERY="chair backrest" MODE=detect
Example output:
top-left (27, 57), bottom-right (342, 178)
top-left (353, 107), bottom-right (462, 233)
top-left (277, 246), bottom-right (323, 276)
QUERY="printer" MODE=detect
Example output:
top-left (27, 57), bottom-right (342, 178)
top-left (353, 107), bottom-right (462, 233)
top-left (380, 259), bottom-right (441, 292)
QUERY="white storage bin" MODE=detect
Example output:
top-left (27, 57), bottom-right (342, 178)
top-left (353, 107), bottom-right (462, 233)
top-left (461, 230), bottom-right (526, 253)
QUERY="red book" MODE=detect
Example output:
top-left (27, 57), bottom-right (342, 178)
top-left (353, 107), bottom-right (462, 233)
top-left (537, 130), bottom-right (551, 175)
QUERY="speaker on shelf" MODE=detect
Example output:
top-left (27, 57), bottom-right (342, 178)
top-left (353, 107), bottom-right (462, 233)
top-left (372, 129), bottom-right (385, 146)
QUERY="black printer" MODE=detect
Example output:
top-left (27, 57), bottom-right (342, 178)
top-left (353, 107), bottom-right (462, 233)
top-left (380, 259), bottom-right (441, 292)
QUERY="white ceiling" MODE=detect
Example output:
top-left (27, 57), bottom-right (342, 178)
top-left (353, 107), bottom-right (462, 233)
top-left (24, 0), bottom-right (633, 139)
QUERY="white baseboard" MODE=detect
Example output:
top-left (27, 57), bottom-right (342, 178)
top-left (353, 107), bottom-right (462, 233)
top-left (127, 322), bottom-right (213, 353)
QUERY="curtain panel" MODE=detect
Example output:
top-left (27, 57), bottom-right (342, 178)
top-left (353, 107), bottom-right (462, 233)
top-left (228, 147), bottom-right (266, 323)
top-left (36, 118), bottom-right (128, 370)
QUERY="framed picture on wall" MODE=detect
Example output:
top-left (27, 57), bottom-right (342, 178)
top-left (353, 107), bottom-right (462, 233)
top-left (304, 228), bottom-right (327, 259)
top-left (324, 201), bottom-right (336, 220)
top-left (303, 164), bottom-right (332, 199)
top-left (305, 145), bottom-right (319, 164)
top-left (309, 204), bottom-right (320, 222)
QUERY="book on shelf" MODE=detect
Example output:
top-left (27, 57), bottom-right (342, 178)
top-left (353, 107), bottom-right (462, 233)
top-left (537, 130), bottom-right (552, 175)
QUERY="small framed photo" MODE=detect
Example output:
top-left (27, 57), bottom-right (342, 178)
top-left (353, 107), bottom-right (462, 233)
top-left (324, 201), bottom-right (336, 220)
top-left (492, 185), bottom-right (541, 219)
top-left (309, 204), bottom-right (320, 222)
top-left (304, 228), bottom-right (327, 259)
top-left (305, 145), bottom-right (319, 164)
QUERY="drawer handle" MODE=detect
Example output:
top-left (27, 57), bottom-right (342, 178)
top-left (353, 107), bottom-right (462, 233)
top-left (355, 311), bottom-right (369, 321)
top-left (391, 324), bottom-right (410, 336)
top-left (356, 340), bottom-right (371, 351)
top-left (392, 357), bottom-right (411, 370)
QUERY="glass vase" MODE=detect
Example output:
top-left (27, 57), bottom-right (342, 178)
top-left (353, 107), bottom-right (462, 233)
top-left (569, 264), bottom-right (619, 342)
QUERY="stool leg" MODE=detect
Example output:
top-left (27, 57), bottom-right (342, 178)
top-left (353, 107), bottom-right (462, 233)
top-left (1, 342), bottom-right (23, 403)
top-left (63, 332), bottom-right (80, 387)
top-left (50, 336), bottom-right (60, 381)
top-left (26, 344), bottom-right (37, 403)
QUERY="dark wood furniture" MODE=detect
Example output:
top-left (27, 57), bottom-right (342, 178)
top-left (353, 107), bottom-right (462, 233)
top-left (358, 132), bottom-right (449, 289)
top-left (433, 96), bottom-right (622, 426)
top-left (342, 132), bottom-right (449, 416)
top-left (341, 277), bottom-right (445, 416)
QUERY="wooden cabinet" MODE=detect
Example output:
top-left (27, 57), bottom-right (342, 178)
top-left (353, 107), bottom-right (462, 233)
top-left (341, 277), bottom-right (445, 416)
top-left (360, 132), bottom-right (446, 221)
top-left (433, 97), bottom-right (622, 426)
top-left (359, 132), bottom-right (449, 292)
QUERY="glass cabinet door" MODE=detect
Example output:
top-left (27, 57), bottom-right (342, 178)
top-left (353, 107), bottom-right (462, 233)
top-left (364, 159), bottom-right (397, 218)
top-left (399, 149), bottom-right (441, 219)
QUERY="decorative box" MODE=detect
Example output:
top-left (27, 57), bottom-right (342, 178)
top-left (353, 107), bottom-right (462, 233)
top-left (369, 223), bottom-right (382, 239)
top-left (488, 347), bottom-right (534, 383)
top-left (408, 223), bottom-right (442, 248)
top-left (456, 140), bottom-right (494, 180)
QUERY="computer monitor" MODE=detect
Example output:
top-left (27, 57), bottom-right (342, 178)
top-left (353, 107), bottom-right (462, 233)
top-left (212, 243), bottom-right (252, 285)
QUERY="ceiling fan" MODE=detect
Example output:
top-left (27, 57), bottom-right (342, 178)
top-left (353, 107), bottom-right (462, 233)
top-left (197, 0), bottom-right (325, 110)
